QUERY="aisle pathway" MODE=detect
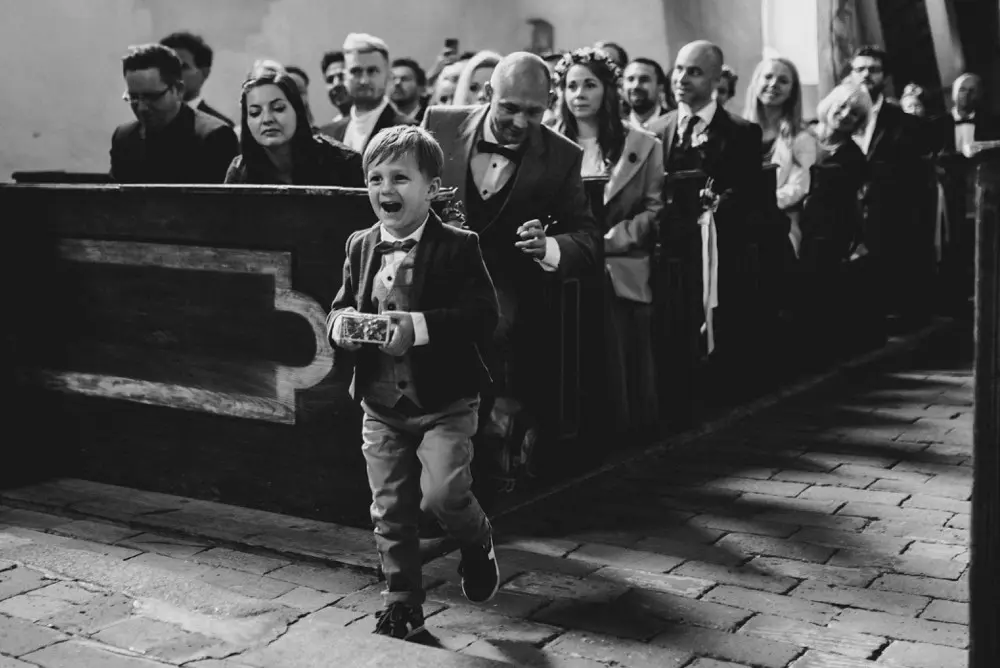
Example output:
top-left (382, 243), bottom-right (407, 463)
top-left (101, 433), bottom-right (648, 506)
top-left (0, 328), bottom-right (973, 667)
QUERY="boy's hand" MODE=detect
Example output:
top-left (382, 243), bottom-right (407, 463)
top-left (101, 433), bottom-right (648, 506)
top-left (380, 311), bottom-right (415, 356)
top-left (330, 312), bottom-right (362, 351)
top-left (515, 219), bottom-right (548, 259)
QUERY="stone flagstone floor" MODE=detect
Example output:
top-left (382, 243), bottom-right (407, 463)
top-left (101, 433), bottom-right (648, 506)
top-left (0, 328), bottom-right (974, 667)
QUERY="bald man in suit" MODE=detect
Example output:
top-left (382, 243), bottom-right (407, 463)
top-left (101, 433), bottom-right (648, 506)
top-left (423, 52), bottom-right (600, 508)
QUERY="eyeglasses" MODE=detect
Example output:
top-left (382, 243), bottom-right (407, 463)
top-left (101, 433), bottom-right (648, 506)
top-left (122, 88), bottom-right (171, 105)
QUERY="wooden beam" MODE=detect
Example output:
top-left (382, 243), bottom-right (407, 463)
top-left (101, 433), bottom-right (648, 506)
top-left (971, 143), bottom-right (1000, 668)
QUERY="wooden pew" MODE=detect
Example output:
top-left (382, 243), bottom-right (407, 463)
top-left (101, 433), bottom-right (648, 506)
top-left (4, 181), bottom-right (605, 516)
top-left (11, 171), bottom-right (112, 184)
top-left (937, 151), bottom-right (976, 305)
top-left (4, 183), bottom-right (379, 524)
top-left (865, 157), bottom-right (939, 327)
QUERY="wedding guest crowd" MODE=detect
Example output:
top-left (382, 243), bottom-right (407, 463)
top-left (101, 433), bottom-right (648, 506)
top-left (67, 19), bottom-right (999, 645)
top-left (105, 26), bottom-right (997, 434)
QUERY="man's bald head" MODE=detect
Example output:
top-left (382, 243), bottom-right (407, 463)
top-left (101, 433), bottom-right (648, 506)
top-left (953, 72), bottom-right (982, 114)
top-left (671, 40), bottom-right (724, 111)
top-left (490, 52), bottom-right (551, 98)
top-left (484, 52), bottom-right (551, 145)
top-left (677, 41), bottom-right (724, 77)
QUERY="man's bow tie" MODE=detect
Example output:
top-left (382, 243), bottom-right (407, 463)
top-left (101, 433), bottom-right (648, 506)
top-left (375, 238), bottom-right (417, 255)
top-left (955, 118), bottom-right (975, 126)
top-left (477, 140), bottom-right (521, 162)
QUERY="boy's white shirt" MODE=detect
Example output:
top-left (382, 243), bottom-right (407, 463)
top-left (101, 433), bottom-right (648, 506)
top-left (330, 215), bottom-right (429, 346)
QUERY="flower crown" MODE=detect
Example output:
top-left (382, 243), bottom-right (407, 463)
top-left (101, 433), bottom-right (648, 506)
top-left (553, 47), bottom-right (623, 89)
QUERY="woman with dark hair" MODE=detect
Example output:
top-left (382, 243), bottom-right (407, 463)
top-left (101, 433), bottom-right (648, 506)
top-left (551, 47), bottom-right (664, 439)
top-left (225, 69), bottom-right (364, 186)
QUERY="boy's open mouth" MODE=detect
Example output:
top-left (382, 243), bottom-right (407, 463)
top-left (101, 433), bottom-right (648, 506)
top-left (380, 201), bottom-right (403, 213)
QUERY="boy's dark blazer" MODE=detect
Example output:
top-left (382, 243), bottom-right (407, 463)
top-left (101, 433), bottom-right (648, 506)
top-left (327, 212), bottom-right (500, 410)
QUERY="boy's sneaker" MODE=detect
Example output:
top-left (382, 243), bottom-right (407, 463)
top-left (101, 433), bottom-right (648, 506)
top-left (373, 603), bottom-right (426, 640)
top-left (459, 533), bottom-right (500, 603)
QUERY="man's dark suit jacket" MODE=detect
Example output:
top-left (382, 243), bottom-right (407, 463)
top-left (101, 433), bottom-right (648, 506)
top-left (318, 102), bottom-right (417, 148)
top-left (197, 100), bottom-right (234, 127)
top-left (658, 106), bottom-right (763, 239)
top-left (327, 213), bottom-right (500, 411)
top-left (930, 111), bottom-right (999, 155)
top-left (110, 104), bottom-right (238, 184)
top-left (421, 105), bottom-right (601, 282)
top-left (865, 100), bottom-right (923, 163)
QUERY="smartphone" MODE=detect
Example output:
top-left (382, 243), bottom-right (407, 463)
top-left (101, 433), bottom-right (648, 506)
top-left (444, 38), bottom-right (459, 54)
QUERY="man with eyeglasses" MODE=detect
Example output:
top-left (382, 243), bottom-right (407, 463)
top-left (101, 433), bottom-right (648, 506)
top-left (847, 45), bottom-right (927, 329)
top-left (110, 44), bottom-right (238, 184)
top-left (847, 46), bottom-right (921, 163)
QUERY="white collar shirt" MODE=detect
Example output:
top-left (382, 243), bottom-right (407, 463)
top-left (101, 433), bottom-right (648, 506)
top-left (470, 118), bottom-right (520, 200)
top-left (344, 98), bottom-right (389, 152)
top-left (854, 95), bottom-right (884, 155)
top-left (376, 216), bottom-right (429, 346)
top-left (677, 100), bottom-right (718, 141)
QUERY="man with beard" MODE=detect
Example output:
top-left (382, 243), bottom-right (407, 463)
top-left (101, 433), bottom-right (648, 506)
top-left (110, 43), bottom-right (237, 184)
top-left (847, 46), bottom-right (921, 164)
top-left (624, 58), bottom-right (672, 132)
top-left (846, 46), bottom-right (926, 325)
top-left (657, 40), bottom-right (761, 359)
top-left (321, 33), bottom-right (416, 152)
top-left (422, 52), bottom-right (600, 510)
top-left (319, 51), bottom-right (353, 126)
top-left (391, 58), bottom-right (428, 122)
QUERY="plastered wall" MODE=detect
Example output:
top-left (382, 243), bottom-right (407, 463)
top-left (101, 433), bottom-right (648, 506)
top-left (2, 0), bottom-right (771, 179)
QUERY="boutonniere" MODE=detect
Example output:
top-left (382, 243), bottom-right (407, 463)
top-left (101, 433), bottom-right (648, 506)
top-left (691, 130), bottom-right (710, 149)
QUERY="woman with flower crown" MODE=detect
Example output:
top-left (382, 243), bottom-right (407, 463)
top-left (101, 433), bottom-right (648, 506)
top-left (550, 47), bottom-right (665, 439)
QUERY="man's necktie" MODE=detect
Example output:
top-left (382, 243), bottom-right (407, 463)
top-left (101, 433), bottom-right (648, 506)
top-left (678, 116), bottom-right (700, 150)
top-left (477, 140), bottom-right (521, 162)
top-left (374, 239), bottom-right (417, 255)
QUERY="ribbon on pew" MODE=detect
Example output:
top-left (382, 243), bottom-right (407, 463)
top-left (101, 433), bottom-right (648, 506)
top-left (699, 208), bottom-right (719, 354)
top-left (934, 177), bottom-right (950, 264)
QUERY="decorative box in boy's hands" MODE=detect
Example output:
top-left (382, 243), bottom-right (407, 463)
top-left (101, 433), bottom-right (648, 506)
top-left (340, 312), bottom-right (392, 345)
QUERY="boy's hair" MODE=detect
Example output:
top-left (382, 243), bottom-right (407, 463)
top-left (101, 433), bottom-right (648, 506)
top-left (363, 125), bottom-right (444, 180)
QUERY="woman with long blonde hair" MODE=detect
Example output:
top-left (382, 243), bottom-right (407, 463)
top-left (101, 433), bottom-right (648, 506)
top-left (451, 50), bottom-right (502, 106)
top-left (743, 56), bottom-right (817, 257)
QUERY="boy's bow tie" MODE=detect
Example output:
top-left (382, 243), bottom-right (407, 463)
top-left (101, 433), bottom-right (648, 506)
top-left (375, 239), bottom-right (417, 254)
